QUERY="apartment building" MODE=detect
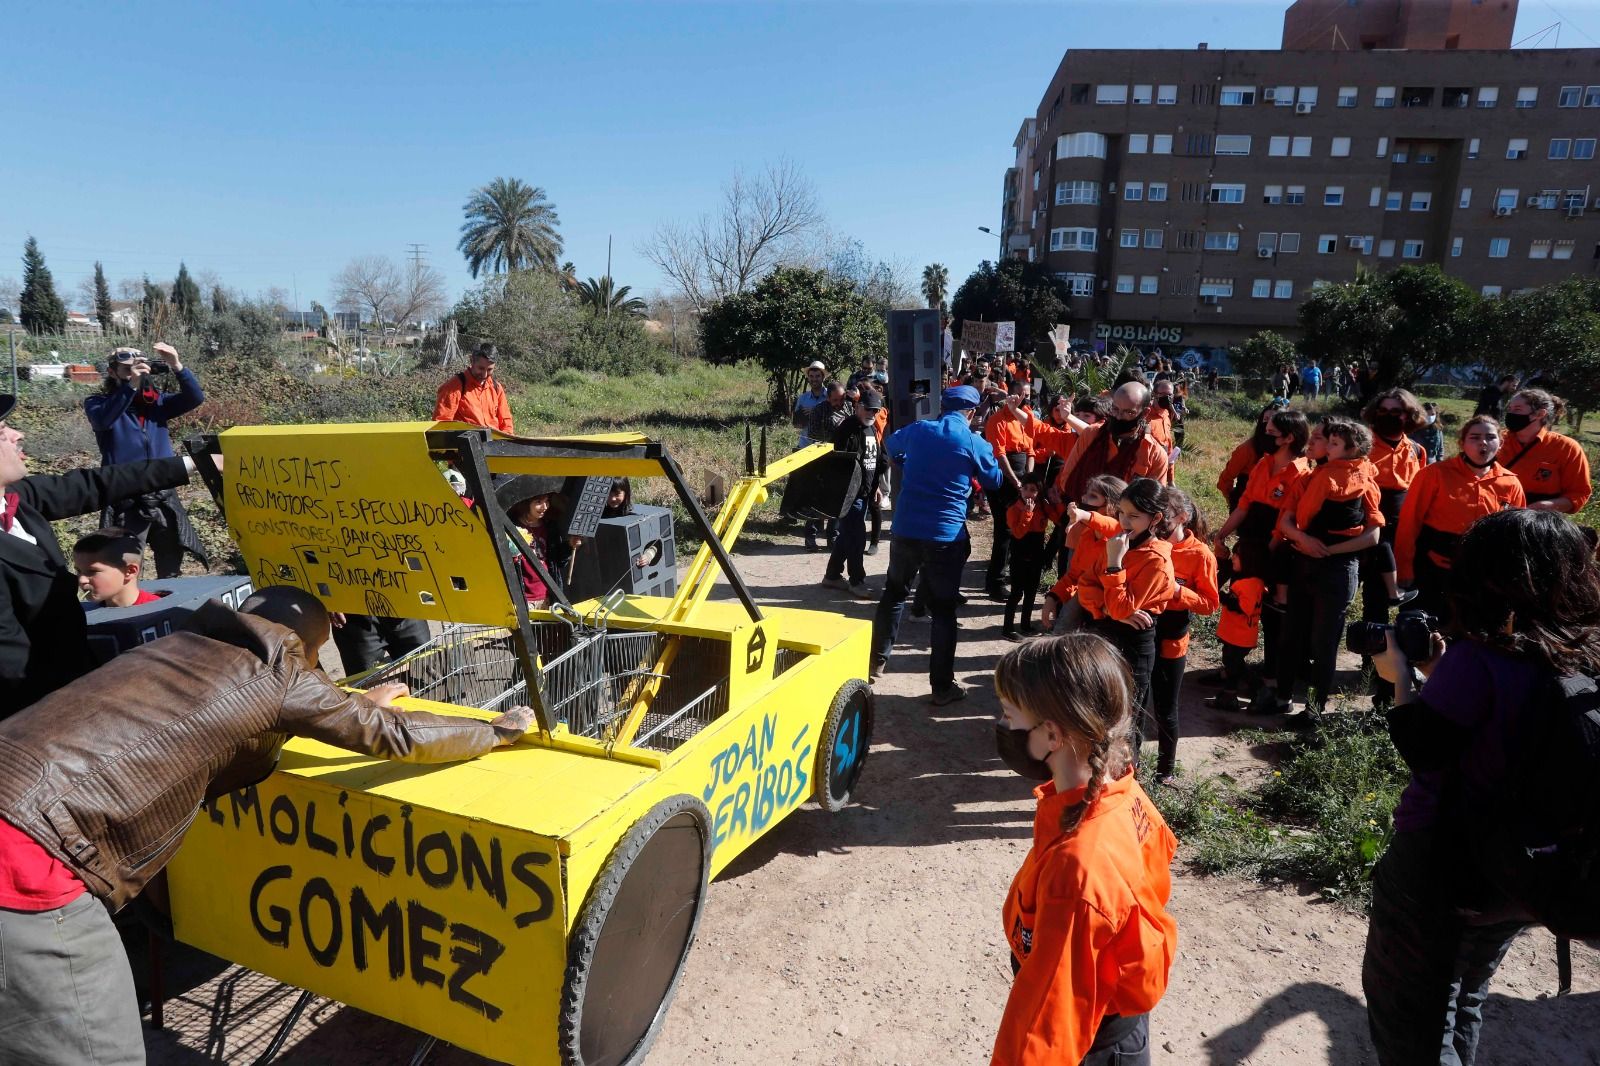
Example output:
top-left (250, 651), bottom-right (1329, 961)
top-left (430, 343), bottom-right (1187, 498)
top-left (1001, 0), bottom-right (1600, 353)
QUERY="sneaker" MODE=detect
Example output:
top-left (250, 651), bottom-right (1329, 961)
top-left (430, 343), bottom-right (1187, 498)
top-left (865, 543), bottom-right (879, 556)
top-left (821, 576), bottom-right (850, 591)
top-left (805, 537), bottom-right (821, 553)
top-left (848, 582), bottom-right (877, 600)
top-left (929, 683), bottom-right (968, 706)
top-left (985, 585), bottom-right (1009, 603)
top-left (1155, 774), bottom-right (1179, 789)
top-left (1393, 588), bottom-right (1420, 608)
top-left (1002, 629), bottom-right (1022, 642)
top-left (869, 656), bottom-right (887, 682)
top-left (1205, 691), bottom-right (1244, 711)
top-left (910, 604), bottom-right (928, 619)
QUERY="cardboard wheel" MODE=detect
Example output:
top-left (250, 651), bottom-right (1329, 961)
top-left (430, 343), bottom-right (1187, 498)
top-left (559, 794), bottom-right (711, 1066)
top-left (816, 679), bottom-right (874, 812)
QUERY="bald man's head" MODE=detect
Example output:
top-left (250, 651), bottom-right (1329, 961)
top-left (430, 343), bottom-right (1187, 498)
top-left (239, 586), bottom-right (332, 659)
top-left (1114, 381), bottom-right (1150, 409)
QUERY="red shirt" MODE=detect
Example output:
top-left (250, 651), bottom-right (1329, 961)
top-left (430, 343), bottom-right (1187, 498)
top-left (133, 589), bottom-right (161, 605)
top-left (0, 817), bottom-right (85, 910)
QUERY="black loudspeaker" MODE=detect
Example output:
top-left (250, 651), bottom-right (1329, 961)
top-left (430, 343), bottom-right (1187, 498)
top-left (887, 309), bottom-right (941, 428)
top-left (778, 451), bottom-right (864, 522)
top-left (82, 573), bottom-right (256, 665)
top-left (565, 505), bottom-right (678, 603)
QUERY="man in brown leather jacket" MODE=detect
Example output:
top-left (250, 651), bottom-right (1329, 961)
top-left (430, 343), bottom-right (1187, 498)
top-left (0, 586), bottom-right (535, 1066)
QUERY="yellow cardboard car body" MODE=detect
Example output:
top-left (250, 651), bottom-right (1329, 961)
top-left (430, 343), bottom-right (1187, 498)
top-left (168, 422), bottom-right (873, 1065)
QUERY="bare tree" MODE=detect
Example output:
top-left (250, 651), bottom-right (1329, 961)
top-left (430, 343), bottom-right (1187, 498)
top-left (333, 255), bottom-right (401, 327)
top-left (391, 262), bottom-right (447, 328)
top-left (115, 277), bottom-right (144, 302)
top-left (76, 274), bottom-right (99, 313)
top-left (641, 158), bottom-right (823, 307)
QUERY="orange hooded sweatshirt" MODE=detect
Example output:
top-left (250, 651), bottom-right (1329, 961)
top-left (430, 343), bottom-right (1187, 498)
top-left (1048, 512), bottom-right (1120, 603)
top-left (1290, 457), bottom-right (1383, 541)
top-left (1498, 427), bottom-right (1593, 510)
top-left (1368, 434), bottom-right (1425, 492)
top-left (1394, 456), bottom-right (1527, 583)
top-left (1216, 576), bottom-right (1266, 650)
top-left (992, 772), bottom-right (1179, 1066)
top-left (1160, 534), bottom-right (1220, 659)
top-left (1078, 534), bottom-right (1175, 622)
top-left (1007, 498), bottom-right (1051, 539)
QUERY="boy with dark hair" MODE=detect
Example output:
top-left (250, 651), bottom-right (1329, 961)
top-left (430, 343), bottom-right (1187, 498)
top-left (73, 528), bottom-right (161, 609)
top-left (1002, 470), bottom-right (1052, 640)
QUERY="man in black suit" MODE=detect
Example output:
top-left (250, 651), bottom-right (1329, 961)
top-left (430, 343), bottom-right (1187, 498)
top-left (0, 394), bottom-right (205, 719)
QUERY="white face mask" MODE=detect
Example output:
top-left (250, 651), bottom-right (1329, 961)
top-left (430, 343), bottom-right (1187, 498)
top-left (1426, 415), bottom-right (1437, 425)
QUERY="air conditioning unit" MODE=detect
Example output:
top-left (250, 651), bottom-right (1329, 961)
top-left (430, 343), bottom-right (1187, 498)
top-left (1295, 101), bottom-right (1314, 114)
top-left (1263, 87), bottom-right (1277, 101)
top-left (1347, 237), bottom-right (1368, 250)
top-left (1527, 196), bottom-right (1543, 207)
top-left (1256, 247), bottom-right (1274, 258)
top-left (1494, 206), bottom-right (1515, 216)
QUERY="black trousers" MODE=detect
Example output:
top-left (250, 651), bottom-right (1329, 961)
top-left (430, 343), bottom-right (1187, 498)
top-left (1004, 532), bottom-right (1047, 631)
top-left (1362, 488), bottom-right (1407, 702)
top-left (332, 614), bottom-right (431, 677)
top-left (1091, 616), bottom-right (1157, 749)
top-left (1221, 642), bottom-right (1251, 691)
top-left (1277, 554), bottom-right (1359, 710)
top-left (1151, 655), bottom-right (1185, 777)
top-left (1082, 1013), bottom-right (1149, 1065)
top-left (986, 454), bottom-right (1028, 590)
top-left (1362, 828), bottom-right (1527, 1066)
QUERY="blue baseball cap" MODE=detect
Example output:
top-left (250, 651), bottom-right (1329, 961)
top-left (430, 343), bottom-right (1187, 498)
top-left (941, 385), bottom-right (981, 412)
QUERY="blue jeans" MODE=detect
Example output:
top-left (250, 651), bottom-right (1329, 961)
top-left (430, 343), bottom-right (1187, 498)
top-left (872, 532), bottom-right (971, 689)
top-left (825, 498), bottom-right (868, 585)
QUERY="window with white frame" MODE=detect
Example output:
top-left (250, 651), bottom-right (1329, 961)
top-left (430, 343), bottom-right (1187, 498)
top-left (1258, 232), bottom-right (1279, 253)
top-left (1555, 239), bottom-right (1575, 260)
top-left (1057, 272), bottom-right (1096, 296)
top-left (1468, 138), bottom-right (1480, 159)
top-left (1269, 136), bottom-right (1290, 157)
top-left (1139, 274), bottom-right (1159, 293)
top-left (1516, 87), bottom-right (1538, 108)
top-left (1279, 233), bottom-right (1302, 253)
top-left (1560, 86), bottom-right (1581, 108)
top-left (1204, 232), bottom-right (1241, 251)
top-left (1577, 139), bottom-right (1598, 160)
top-left (1058, 132), bottom-right (1108, 158)
top-left (1376, 136), bottom-right (1389, 157)
top-left (1535, 190), bottom-right (1560, 209)
top-left (1215, 134), bottom-right (1252, 156)
top-left (1483, 285), bottom-right (1502, 296)
top-left (1530, 239), bottom-right (1552, 259)
top-left (1095, 84), bottom-right (1128, 104)
top-left (1324, 186), bottom-right (1344, 206)
top-left (1379, 239), bottom-right (1397, 258)
top-left (1477, 86), bottom-right (1499, 107)
top-left (1252, 278), bottom-right (1272, 298)
top-left (1375, 86), bottom-right (1396, 108)
top-left (1507, 138), bottom-right (1529, 160)
top-left (1410, 191), bottom-right (1432, 212)
top-left (1495, 188), bottom-right (1519, 211)
top-left (1385, 191), bottom-right (1402, 211)
top-left (1116, 274), bottom-right (1135, 292)
top-left (1152, 134), bottom-right (1173, 154)
top-left (1370, 186), bottom-right (1383, 207)
top-left (1123, 181), bottom-right (1144, 201)
top-left (1209, 183), bottom-right (1246, 204)
top-left (1274, 280), bottom-right (1294, 299)
top-left (1132, 84), bottom-right (1153, 105)
top-left (1056, 180), bottom-right (1101, 205)
top-left (1127, 133), bottom-right (1149, 154)
top-left (1318, 234), bottom-right (1337, 254)
top-left (1451, 237), bottom-right (1463, 257)
top-left (1349, 235), bottom-right (1374, 253)
top-left (1050, 227), bottom-right (1097, 251)
top-left (1273, 85), bottom-right (1294, 106)
top-left (1286, 185), bottom-right (1306, 204)
top-left (1460, 188), bottom-right (1472, 209)
top-left (1157, 84), bottom-right (1177, 104)
top-left (1263, 184), bottom-right (1284, 204)
top-left (1587, 86), bottom-right (1600, 107)
top-left (1338, 86), bottom-right (1358, 107)
top-left (1489, 237), bottom-right (1510, 257)
top-left (1551, 139), bottom-right (1572, 160)
top-left (1198, 278), bottom-right (1234, 297)
top-left (1147, 182), bottom-right (1168, 201)
top-left (1564, 190), bottom-right (1586, 211)
top-left (1402, 240), bottom-right (1423, 259)
top-left (1144, 228), bottom-right (1164, 248)
top-left (1298, 86), bottom-right (1319, 107)
top-left (1331, 136), bottom-right (1351, 157)
top-left (1292, 136), bottom-right (1312, 157)
top-left (1393, 147), bottom-right (1409, 163)
top-left (1121, 229), bottom-right (1140, 248)
top-left (1220, 85), bottom-right (1255, 106)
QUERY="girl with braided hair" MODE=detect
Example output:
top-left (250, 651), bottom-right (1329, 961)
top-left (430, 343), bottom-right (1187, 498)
top-left (991, 633), bottom-right (1179, 1066)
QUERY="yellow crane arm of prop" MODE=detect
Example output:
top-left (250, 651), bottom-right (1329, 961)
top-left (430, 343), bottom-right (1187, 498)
top-left (610, 442), bottom-right (832, 748)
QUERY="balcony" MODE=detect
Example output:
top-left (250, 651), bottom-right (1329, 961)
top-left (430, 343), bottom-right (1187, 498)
top-left (1401, 87), bottom-right (1434, 108)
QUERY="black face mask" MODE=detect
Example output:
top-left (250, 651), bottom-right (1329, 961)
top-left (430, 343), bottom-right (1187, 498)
top-left (994, 724), bottom-right (1053, 781)
top-left (1373, 413), bottom-right (1404, 437)
top-left (1107, 414), bottom-right (1138, 436)
top-left (1504, 412), bottom-right (1534, 432)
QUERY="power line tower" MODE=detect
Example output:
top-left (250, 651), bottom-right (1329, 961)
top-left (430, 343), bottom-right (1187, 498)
top-left (407, 244), bottom-right (427, 270)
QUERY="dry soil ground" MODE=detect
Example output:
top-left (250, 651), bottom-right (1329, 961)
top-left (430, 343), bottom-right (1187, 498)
top-left (143, 526), bottom-right (1600, 1066)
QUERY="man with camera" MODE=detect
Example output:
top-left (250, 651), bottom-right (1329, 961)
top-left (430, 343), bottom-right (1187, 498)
top-left (84, 342), bottom-right (209, 578)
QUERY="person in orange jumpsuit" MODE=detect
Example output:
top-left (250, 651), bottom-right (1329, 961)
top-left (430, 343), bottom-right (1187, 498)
top-left (1208, 538), bottom-right (1268, 713)
top-left (1003, 472), bottom-right (1053, 639)
top-left (1394, 414), bottom-right (1527, 619)
top-left (1040, 475), bottom-right (1127, 635)
top-left (1275, 417), bottom-right (1384, 719)
top-left (433, 343), bottom-right (515, 433)
top-left (1076, 478), bottom-right (1177, 749)
top-left (1150, 488), bottom-right (1218, 784)
top-left (1216, 401), bottom-right (1289, 511)
top-left (992, 633), bottom-right (1178, 1066)
top-left (1498, 388), bottom-right (1591, 514)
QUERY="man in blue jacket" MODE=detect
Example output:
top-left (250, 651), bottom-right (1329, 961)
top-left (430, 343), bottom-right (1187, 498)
top-left (871, 385), bottom-right (1004, 704)
top-left (84, 342), bottom-right (208, 577)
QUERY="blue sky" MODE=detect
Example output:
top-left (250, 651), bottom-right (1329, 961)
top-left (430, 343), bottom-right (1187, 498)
top-left (4, 0), bottom-right (1593, 314)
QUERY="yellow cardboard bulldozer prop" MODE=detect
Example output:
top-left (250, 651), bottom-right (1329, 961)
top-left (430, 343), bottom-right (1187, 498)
top-left (169, 421), bottom-right (873, 1065)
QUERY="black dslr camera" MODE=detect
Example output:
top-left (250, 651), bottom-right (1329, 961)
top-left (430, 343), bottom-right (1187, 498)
top-left (1347, 610), bottom-right (1439, 661)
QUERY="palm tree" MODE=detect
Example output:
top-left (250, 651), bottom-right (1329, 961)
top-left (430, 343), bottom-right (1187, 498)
top-left (921, 262), bottom-right (949, 311)
top-left (575, 276), bottom-right (647, 317)
top-left (457, 178), bottom-right (563, 277)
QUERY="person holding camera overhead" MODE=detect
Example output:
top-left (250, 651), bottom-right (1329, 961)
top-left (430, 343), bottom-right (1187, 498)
top-left (1362, 509), bottom-right (1600, 1066)
top-left (1393, 415), bottom-right (1526, 620)
top-left (84, 343), bottom-right (208, 578)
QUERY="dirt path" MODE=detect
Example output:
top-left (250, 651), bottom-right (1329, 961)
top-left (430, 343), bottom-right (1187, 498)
top-left (145, 528), bottom-right (1600, 1064)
